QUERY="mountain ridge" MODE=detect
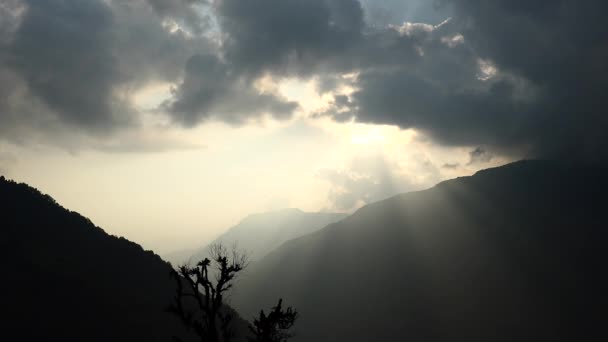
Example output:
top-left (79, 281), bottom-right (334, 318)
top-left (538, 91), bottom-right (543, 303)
top-left (170, 207), bottom-right (347, 265)
top-left (231, 159), bottom-right (608, 342)
top-left (0, 176), bottom-right (248, 341)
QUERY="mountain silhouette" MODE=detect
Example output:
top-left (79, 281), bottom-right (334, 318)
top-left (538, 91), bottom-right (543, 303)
top-left (0, 176), bottom-right (248, 341)
top-left (168, 209), bottom-right (346, 265)
top-left (231, 160), bottom-right (608, 341)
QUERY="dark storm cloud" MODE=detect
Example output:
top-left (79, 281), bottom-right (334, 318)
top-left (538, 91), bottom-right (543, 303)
top-left (215, 0), bottom-right (607, 162)
top-left (0, 0), bottom-right (208, 145)
top-left (164, 53), bottom-right (298, 125)
top-left (340, 20), bottom-right (537, 153)
top-left (216, 0), bottom-right (365, 76)
top-left (162, 0), bottom-right (367, 125)
top-left (351, 67), bottom-right (534, 148)
top-left (446, 0), bottom-right (608, 161)
top-left (0, 0), bottom-right (298, 146)
top-left (215, 0), bottom-right (455, 78)
top-left (347, 0), bottom-right (608, 161)
top-left (0, 1), bottom-right (21, 45)
top-left (146, 0), bottom-right (212, 35)
top-left (468, 147), bottom-right (493, 165)
top-left (0, 0), bottom-right (177, 138)
top-left (1, 0), bottom-right (606, 160)
top-left (8, 0), bottom-right (123, 130)
top-left (360, 0), bottom-right (452, 27)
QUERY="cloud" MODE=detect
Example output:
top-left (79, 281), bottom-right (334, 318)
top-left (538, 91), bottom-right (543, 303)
top-left (359, 0), bottom-right (453, 27)
top-left (0, 150), bottom-right (17, 175)
top-left (330, 18), bottom-right (539, 155)
top-left (348, 0), bottom-right (608, 161)
top-left (442, 162), bottom-right (459, 170)
top-left (0, 0), bottom-right (298, 149)
top-left (0, 0), bottom-right (192, 143)
top-left (214, 0), bottom-right (608, 162)
top-left (1, 0), bottom-right (606, 162)
top-left (215, 0), bottom-right (365, 77)
top-left (7, 0), bottom-right (125, 131)
top-left (467, 147), bottom-right (493, 165)
top-left (444, 0), bottom-right (608, 161)
top-left (164, 53), bottom-right (298, 126)
top-left (317, 153), bottom-right (418, 211)
top-left (146, 0), bottom-right (211, 35)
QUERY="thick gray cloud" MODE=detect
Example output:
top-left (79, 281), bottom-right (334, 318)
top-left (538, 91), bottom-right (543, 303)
top-left (8, 0), bottom-right (125, 130)
top-left (347, 0), bottom-right (608, 161)
top-left (351, 66), bottom-right (533, 149)
top-left (214, 0), bottom-right (608, 161)
top-left (0, 0), bottom-right (190, 139)
top-left (164, 53), bottom-right (297, 125)
top-left (162, 0), bottom-right (367, 125)
top-left (0, 0), bottom-right (298, 147)
top-left (1, 0), bottom-right (606, 161)
top-left (215, 0), bottom-right (457, 78)
top-left (446, 0), bottom-right (608, 161)
top-left (215, 0), bottom-right (365, 76)
top-left (360, 0), bottom-right (452, 27)
top-left (146, 0), bottom-right (211, 34)
top-left (468, 147), bottom-right (493, 165)
top-left (0, 150), bottom-right (17, 175)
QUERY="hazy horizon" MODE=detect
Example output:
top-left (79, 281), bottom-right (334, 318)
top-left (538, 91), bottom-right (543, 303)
top-left (1, 151), bottom-right (506, 254)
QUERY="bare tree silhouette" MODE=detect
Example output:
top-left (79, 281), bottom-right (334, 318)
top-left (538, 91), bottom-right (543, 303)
top-left (248, 299), bottom-right (298, 342)
top-left (168, 244), bottom-right (248, 342)
top-left (168, 243), bottom-right (298, 342)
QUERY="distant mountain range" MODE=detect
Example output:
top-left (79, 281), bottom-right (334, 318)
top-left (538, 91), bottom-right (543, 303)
top-left (165, 208), bottom-right (346, 265)
top-left (0, 176), bottom-right (248, 341)
top-left (231, 160), bottom-right (608, 341)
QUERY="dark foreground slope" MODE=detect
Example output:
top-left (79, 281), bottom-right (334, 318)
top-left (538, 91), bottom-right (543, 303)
top-left (233, 160), bottom-right (608, 341)
top-left (0, 177), bottom-right (246, 341)
top-left (177, 209), bottom-right (346, 265)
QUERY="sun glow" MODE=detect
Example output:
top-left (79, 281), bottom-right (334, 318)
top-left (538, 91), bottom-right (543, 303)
top-left (132, 82), bottom-right (174, 111)
top-left (350, 128), bottom-right (386, 145)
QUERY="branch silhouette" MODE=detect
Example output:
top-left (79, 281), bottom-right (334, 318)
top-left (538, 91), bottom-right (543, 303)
top-left (248, 299), bottom-right (298, 342)
top-left (168, 243), bottom-right (248, 342)
top-left (168, 243), bottom-right (297, 342)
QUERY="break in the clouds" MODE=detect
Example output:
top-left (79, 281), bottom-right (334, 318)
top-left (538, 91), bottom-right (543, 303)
top-left (318, 153), bottom-right (418, 211)
top-left (1, 0), bottom-right (607, 161)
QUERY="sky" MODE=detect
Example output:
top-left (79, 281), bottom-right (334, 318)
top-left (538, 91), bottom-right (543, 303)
top-left (0, 0), bottom-right (605, 253)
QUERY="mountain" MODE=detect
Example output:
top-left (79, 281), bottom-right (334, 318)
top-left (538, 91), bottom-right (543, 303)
top-left (231, 160), bottom-right (608, 341)
top-left (0, 176), bottom-right (247, 341)
top-left (171, 208), bottom-right (346, 265)
top-left (163, 247), bottom-right (198, 266)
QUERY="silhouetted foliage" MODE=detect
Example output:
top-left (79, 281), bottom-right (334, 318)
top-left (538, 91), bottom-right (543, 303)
top-left (248, 299), bottom-right (298, 342)
top-left (169, 244), bottom-right (298, 342)
top-left (169, 244), bottom-right (249, 342)
top-left (175, 209), bottom-right (346, 265)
